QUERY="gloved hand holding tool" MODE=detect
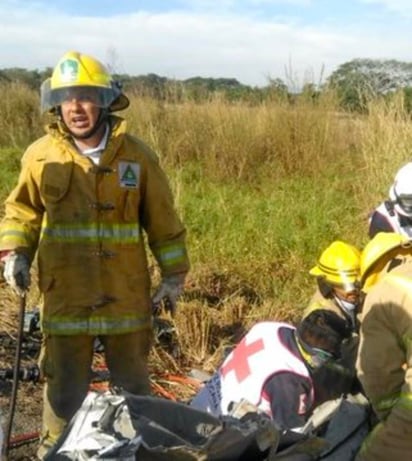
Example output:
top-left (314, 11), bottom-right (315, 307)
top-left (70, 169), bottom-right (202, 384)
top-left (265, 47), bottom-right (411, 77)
top-left (152, 273), bottom-right (186, 317)
top-left (2, 251), bottom-right (31, 296)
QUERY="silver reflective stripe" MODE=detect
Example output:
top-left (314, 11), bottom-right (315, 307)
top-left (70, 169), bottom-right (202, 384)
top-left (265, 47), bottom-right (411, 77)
top-left (41, 223), bottom-right (139, 243)
top-left (155, 244), bottom-right (187, 267)
top-left (43, 316), bottom-right (150, 334)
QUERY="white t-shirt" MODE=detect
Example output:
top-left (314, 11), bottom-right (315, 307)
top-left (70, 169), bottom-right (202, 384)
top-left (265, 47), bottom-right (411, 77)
top-left (74, 124), bottom-right (109, 165)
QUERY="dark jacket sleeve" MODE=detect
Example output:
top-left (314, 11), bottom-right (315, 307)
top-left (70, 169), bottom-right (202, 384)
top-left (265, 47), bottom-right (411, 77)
top-left (368, 210), bottom-right (394, 238)
top-left (263, 372), bottom-right (312, 430)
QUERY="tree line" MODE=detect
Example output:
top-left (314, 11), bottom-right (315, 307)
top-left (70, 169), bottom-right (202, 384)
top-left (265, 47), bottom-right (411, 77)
top-left (2, 58), bottom-right (412, 111)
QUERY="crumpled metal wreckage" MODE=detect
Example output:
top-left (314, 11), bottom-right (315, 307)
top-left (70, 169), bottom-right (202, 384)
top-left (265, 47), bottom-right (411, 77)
top-left (44, 390), bottom-right (279, 460)
top-left (44, 389), bottom-right (371, 461)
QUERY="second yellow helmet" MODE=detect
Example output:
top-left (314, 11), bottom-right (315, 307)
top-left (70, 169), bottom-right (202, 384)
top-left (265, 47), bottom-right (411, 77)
top-left (310, 241), bottom-right (361, 291)
top-left (360, 232), bottom-right (412, 291)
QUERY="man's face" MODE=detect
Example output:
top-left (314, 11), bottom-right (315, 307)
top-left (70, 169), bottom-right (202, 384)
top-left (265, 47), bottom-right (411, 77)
top-left (333, 286), bottom-right (360, 305)
top-left (60, 88), bottom-right (102, 139)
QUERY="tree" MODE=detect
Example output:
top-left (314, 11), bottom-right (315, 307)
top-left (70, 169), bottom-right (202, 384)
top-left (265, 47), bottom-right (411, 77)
top-left (327, 58), bottom-right (412, 110)
top-left (0, 67), bottom-right (52, 89)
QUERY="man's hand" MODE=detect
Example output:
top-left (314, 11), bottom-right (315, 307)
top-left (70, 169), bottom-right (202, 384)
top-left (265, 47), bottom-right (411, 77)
top-left (2, 251), bottom-right (31, 296)
top-left (152, 273), bottom-right (186, 317)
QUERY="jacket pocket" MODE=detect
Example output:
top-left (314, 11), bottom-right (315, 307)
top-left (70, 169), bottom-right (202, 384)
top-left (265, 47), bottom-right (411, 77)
top-left (40, 160), bottom-right (73, 203)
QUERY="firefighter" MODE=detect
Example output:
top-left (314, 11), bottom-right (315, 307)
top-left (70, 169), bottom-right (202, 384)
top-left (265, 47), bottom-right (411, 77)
top-left (355, 232), bottom-right (412, 461)
top-left (190, 309), bottom-right (351, 431)
top-left (304, 240), bottom-right (362, 331)
top-left (302, 241), bottom-right (363, 402)
top-left (0, 51), bottom-right (190, 458)
top-left (369, 162), bottom-right (412, 238)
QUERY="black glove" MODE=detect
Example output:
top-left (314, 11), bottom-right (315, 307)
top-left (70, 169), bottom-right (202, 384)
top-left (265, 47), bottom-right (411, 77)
top-left (151, 273), bottom-right (186, 316)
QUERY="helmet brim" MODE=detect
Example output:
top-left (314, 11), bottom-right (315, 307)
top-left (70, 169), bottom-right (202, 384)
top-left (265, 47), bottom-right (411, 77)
top-left (110, 93), bottom-right (129, 112)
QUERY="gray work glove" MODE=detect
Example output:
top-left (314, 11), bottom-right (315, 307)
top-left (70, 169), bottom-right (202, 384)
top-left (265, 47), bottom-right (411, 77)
top-left (152, 273), bottom-right (186, 317)
top-left (2, 251), bottom-right (31, 296)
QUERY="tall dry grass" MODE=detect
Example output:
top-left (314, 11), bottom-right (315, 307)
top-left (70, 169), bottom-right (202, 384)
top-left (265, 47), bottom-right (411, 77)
top-left (1, 82), bottom-right (412, 371)
top-left (0, 82), bottom-right (43, 147)
top-left (125, 89), bottom-right (358, 182)
top-left (355, 93), bottom-right (412, 210)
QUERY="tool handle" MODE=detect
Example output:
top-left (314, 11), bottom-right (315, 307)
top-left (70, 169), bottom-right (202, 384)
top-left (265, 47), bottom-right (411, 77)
top-left (3, 294), bottom-right (26, 459)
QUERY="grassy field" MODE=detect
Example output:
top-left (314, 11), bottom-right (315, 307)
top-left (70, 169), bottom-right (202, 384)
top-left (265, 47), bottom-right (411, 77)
top-left (1, 82), bottom-right (412, 374)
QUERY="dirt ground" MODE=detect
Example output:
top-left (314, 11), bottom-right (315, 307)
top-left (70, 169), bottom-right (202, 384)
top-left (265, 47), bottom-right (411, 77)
top-left (0, 342), bottom-right (43, 459)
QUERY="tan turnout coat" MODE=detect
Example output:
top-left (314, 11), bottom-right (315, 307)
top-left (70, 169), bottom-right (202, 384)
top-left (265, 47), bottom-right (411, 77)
top-left (0, 115), bottom-right (189, 335)
top-left (356, 258), bottom-right (412, 461)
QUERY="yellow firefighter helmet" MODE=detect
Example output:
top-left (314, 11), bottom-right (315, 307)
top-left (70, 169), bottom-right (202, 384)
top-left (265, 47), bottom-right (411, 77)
top-left (310, 241), bottom-right (361, 291)
top-left (40, 50), bottom-right (129, 113)
top-left (360, 232), bottom-right (412, 291)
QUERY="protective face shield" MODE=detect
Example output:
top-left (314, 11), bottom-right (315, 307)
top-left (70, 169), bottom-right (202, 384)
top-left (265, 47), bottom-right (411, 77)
top-left (309, 347), bottom-right (335, 368)
top-left (295, 334), bottom-right (336, 369)
top-left (40, 51), bottom-right (129, 114)
top-left (389, 163), bottom-right (412, 218)
top-left (40, 80), bottom-right (123, 112)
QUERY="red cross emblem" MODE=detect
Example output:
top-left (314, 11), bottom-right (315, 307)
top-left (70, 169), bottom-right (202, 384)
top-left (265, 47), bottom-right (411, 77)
top-left (220, 337), bottom-right (265, 383)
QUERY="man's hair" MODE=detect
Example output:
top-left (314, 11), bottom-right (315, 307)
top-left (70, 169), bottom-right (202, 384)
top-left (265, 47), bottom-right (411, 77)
top-left (297, 309), bottom-right (351, 356)
top-left (316, 278), bottom-right (334, 298)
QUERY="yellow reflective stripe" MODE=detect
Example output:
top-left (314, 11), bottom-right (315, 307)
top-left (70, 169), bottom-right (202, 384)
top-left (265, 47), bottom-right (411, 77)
top-left (43, 315), bottom-right (151, 335)
top-left (374, 393), bottom-right (400, 412)
top-left (374, 391), bottom-right (412, 411)
top-left (398, 392), bottom-right (412, 409)
top-left (154, 243), bottom-right (187, 268)
top-left (40, 222), bottom-right (139, 244)
top-left (0, 224), bottom-right (38, 247)
top-left (402, 334), bottom-right (412, 352)
top-left (0, 230), bottom-right (29, 246)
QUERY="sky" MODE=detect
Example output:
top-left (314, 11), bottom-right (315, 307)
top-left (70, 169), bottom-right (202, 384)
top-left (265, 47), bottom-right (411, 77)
top-left (2, 0), bottom-right (412, 87)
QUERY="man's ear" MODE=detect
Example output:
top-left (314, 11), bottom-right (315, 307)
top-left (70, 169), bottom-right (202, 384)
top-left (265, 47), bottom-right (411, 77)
top-left (317, 278), bottom-right (333, 298)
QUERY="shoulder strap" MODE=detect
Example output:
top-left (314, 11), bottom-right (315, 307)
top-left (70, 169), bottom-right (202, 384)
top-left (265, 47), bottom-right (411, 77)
top-left (384, 200), bottom-right (395, 216)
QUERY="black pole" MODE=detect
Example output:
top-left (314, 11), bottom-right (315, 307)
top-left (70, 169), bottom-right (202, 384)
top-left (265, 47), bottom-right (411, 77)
top-left (3, 293), bottom-right (26, 459)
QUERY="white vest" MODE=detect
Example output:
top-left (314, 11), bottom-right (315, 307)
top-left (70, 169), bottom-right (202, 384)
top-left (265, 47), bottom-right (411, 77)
top-left (191, 322), bottom-right (312, 417)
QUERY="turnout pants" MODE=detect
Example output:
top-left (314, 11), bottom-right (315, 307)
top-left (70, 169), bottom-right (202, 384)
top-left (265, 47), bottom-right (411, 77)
top-left (37, 330), bottom-right (152, 459)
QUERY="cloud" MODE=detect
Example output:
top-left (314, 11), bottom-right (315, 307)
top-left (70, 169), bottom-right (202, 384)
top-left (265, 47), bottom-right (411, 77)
top-left (176, 0), bottom-right (312, 9)
top-left (0, 0), bottom-right (411, 87)
top-left (360, 0), bottom-right (412, 17)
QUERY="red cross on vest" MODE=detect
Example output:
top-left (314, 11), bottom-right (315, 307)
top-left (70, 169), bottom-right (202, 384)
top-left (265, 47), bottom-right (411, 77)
top-left (220, 337), bottom-right (265, 383)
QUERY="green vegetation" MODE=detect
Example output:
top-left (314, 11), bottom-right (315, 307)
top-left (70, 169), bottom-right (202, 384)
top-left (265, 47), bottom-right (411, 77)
top-left (5, 57), bottom-right (412, 109)
top-left (1, 79), bottom-right (412, 371)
